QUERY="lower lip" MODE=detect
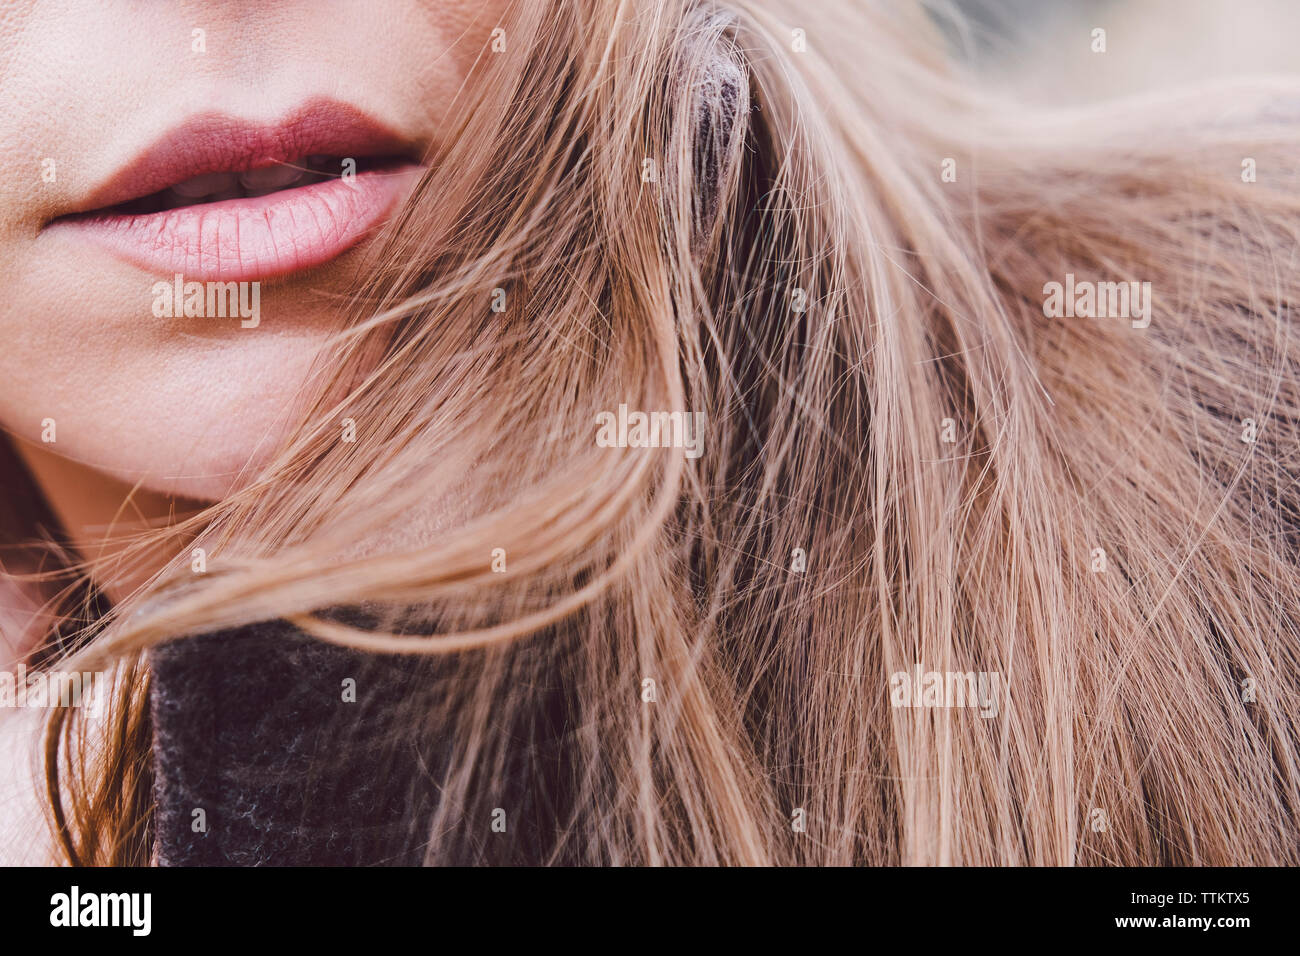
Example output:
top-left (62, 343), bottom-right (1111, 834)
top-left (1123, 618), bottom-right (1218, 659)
top-left (50, 163), bottom-right (422, 282)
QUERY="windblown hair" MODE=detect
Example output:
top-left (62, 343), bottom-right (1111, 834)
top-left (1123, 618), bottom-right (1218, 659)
top-left (40, 0), bottom-right (1300, 864)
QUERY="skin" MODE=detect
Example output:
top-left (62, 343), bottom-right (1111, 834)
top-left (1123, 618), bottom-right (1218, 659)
top-left (0, 0), bottom-right (504, 864)
top-left (0, 0), bottom-right (503, 495)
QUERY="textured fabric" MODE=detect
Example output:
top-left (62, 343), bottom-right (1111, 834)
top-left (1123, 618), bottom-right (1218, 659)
top-left (149, 620), bottom-right (442, 866)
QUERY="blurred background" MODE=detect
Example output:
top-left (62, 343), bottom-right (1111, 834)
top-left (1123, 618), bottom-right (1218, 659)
top-left (948, 0), bottom-right (1300, 103)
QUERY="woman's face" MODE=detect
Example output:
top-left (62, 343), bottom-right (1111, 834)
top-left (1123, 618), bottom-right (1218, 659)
top-left (0, 0), bottom-right (503, 501)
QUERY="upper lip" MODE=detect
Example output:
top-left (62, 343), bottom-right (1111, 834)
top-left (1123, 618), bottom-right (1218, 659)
top-left (61, 97), bottom-right (423, 217)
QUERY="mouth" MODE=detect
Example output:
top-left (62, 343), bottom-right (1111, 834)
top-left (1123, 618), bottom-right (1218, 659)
top-left (47, 99), bottom-right (425, 283)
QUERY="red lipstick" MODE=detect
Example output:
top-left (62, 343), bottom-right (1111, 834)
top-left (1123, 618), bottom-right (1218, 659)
top-left (48, 99), bottom-right (424, 282)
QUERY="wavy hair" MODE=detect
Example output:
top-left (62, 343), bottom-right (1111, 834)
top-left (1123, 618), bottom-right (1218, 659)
top-left (39, 0), bottom-right (1300, 865)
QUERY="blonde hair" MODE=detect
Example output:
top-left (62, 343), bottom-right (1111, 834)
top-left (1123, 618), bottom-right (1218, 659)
top-left (40, 0), bottom-right (1300, 864)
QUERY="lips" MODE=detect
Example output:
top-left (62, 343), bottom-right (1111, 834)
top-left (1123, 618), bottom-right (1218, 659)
top-left (47, 100), bottom-right (424, 282)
